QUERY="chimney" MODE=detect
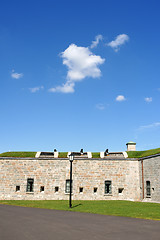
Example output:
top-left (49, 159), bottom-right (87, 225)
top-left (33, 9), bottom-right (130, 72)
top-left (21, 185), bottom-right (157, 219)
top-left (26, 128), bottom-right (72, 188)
top-left (126, 141), bottom-right (136, 151)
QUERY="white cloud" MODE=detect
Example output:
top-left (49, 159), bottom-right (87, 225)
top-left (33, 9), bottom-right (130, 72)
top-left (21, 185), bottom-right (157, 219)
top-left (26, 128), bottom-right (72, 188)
top-left (62, 44), bottom-right (105, 81)
top-left (29, 86), bottom-right (44, 93)
top-left (139, 122), bottom-right (160, 130)
top-left (145, 97), bottom-right (152, 102)
top-left (96, 103), bottom-right (105, 110)
top-left (107, 34), bottom-right (129, 52)
top-left (90, 34), bottom-right (103, 49)
top-left (49, 44), bottom-right (105, 93)
top-left (49, 82), bottom-right (75, 93)
top-left (11, 69), bottom-right (23, 79)
top-left (116, 95), bottom-right (126, 102)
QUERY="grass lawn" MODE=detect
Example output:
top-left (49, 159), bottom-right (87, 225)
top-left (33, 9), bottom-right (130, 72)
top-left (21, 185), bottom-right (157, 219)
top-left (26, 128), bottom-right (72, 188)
top-left (127, 148), bottom-right (160, 158)
top-left (0, 200), bottom-right (159, 220)
top-left (0, 152), bottom-right (36, 158)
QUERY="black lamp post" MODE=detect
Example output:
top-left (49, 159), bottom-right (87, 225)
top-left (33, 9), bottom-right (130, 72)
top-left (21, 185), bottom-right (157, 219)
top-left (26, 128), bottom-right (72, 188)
top-left (69, 153), bottom-right (74, 208)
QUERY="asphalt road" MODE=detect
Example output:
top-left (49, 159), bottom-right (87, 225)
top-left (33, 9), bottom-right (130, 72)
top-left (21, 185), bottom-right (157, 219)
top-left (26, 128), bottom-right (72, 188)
top-left (0, 204), bottom-right (160, 240)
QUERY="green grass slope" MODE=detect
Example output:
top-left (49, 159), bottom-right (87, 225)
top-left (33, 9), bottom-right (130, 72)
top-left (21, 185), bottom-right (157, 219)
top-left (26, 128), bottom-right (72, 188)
top-left (0, 152), bottom-right (36, 158)
top-left (58, 152), bottom-right (68, 158)
top-left (92, 152), bottom-right (100, 158)
top-left (127, 148), bottom-right (160, 158)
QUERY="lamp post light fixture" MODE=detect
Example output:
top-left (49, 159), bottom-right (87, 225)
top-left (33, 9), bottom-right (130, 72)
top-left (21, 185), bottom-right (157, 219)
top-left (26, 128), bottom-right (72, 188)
top-left (69, 153), bottom-right (74, 208)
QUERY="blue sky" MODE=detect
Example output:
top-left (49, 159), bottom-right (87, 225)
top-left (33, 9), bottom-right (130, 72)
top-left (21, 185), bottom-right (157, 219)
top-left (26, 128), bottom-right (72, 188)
top-left (0, 0), bottom-right (160, 153)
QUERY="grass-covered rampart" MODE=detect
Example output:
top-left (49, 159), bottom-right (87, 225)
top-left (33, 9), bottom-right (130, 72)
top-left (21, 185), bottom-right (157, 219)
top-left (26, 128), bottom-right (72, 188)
top-left (0, 147), bottom-right (160, 159)
top-left (0, 152), bottom-right (36, 158)
top-left (127, 148), bottom-right (160, 158)
top-left (92, 152), bottom-right (100, 158)
top-left (58, 152), bottom-right (68, 158)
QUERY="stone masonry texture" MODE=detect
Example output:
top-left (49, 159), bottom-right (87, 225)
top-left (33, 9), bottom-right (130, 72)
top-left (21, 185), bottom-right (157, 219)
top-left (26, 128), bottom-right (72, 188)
top-left (139, 155), bottom-right (160, 202)
top-left (0, 158), bottom-right (142, 201)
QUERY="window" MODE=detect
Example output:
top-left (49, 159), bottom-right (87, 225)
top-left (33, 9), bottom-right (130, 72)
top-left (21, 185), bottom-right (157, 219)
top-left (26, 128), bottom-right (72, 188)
top-left (79, 187), bottom-right (83, 193)
top-left (94, 187), bottom-right (97, 193)
top-left (65, 179), bottom-right (72, 193)
top-left (16, 186), bottom-right (20, 192)
top-left (40, 186), bottom-right (44, 192)
top-left (118, 188), bottom-right (124, 194)
top-left (26, 178), bottom-right (34, 192)
top-left (55, 186), bottom-right (59, 192)
top-left (146, 181), bottom-right (151, 197)
top-left (105, 180), bottom-right (112, 194)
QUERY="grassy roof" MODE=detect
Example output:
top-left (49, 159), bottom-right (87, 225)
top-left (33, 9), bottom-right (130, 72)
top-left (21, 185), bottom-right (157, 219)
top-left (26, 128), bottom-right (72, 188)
top-left (127, 148), bottom-right (160, 158)
top-left (1, 148), bottom-right (160, 159)
top-left (58, 152), bottom-right (68, 158)
top-left (0, 152), bottom-right (36, 158)
top-left (92, 152), bottom-right (100, 158)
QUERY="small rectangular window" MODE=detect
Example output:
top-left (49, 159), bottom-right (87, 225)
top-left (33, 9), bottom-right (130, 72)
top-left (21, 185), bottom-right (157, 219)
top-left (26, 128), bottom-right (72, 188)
top-left (118, 188), bottom-right (124, 194)
top-left (16, 186), bottom-right (20, 192)
top-left (40, 186), bottom-right (44, 192)
top-left (146, 181), bottom-right (151, 197)
top-left (79, 187), bottom-right (83, 193)
top-left (55, 186), bottom-right (59, 192)
top-left (94, 187), bottom-right (97, 193)
top-left (65, 179), bottom-right (72, 193)
top-left (26, 178), bottom-right (34, 192)
top-left (105, 180), bottom-right (112, 194)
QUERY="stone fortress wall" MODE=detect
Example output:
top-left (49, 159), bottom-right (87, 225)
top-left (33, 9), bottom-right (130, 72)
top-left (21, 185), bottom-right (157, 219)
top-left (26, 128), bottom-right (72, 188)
top-left (0, 141), bottom-right (159, 202)
top-left (0, 157), bottom-right (141, 201)
top-left (139, 155), bottom-right (160, 202)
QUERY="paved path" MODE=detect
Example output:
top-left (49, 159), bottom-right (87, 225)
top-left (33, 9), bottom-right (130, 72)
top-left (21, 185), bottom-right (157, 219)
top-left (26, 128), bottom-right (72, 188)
top-left (0, 204), bottom-right (160, 240)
